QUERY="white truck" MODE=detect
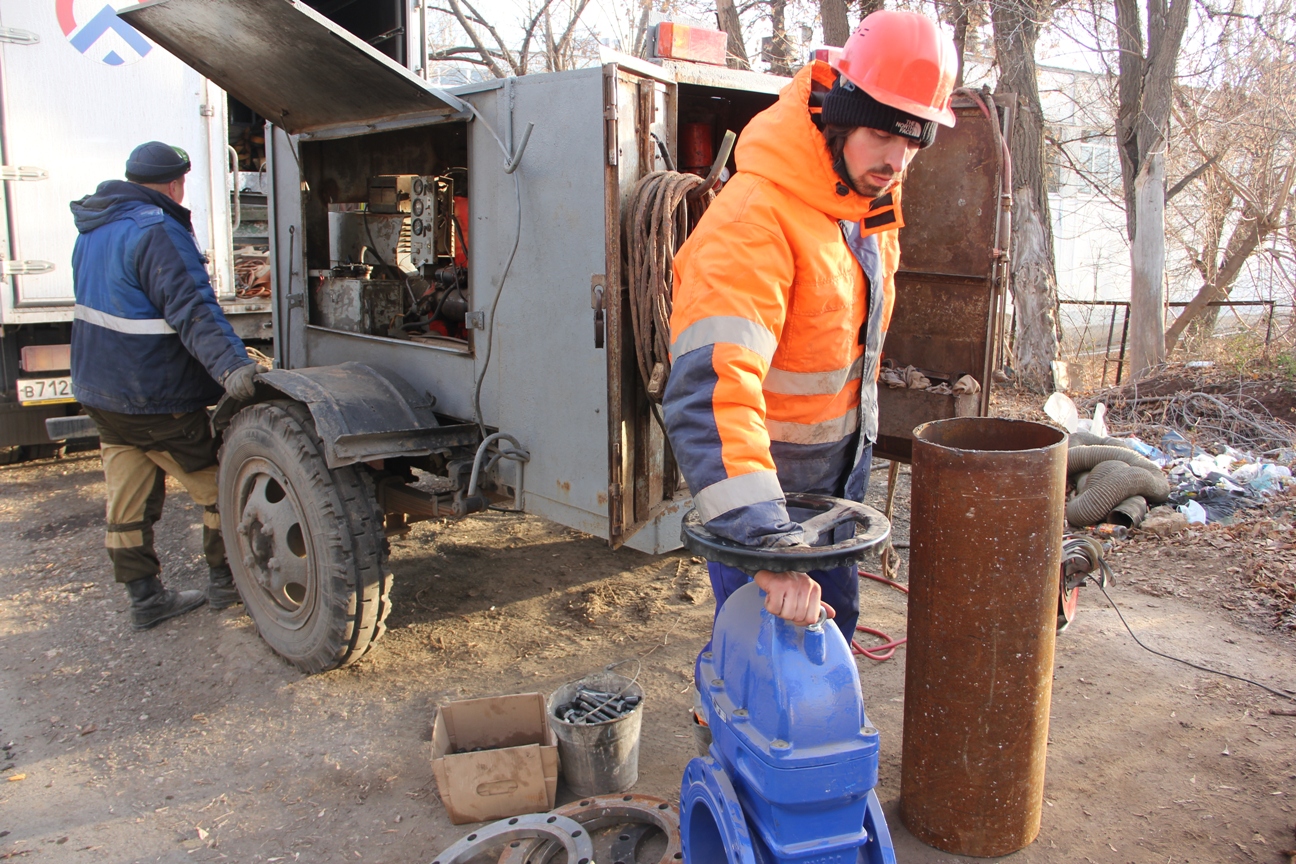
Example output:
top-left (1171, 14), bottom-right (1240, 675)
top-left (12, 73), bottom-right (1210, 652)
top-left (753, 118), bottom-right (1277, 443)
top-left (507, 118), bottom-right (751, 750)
top-left (0, 0), bottom-right (274, 459)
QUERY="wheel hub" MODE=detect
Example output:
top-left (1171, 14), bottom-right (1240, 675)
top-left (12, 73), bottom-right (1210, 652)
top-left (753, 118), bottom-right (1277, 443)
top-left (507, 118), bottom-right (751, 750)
top-left (235, 469), bottom-right (311, 617)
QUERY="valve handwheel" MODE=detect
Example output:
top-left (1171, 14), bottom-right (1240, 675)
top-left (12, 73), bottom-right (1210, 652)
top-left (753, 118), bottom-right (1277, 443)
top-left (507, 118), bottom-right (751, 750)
top-left (682, 492), bottom-right (891, 573)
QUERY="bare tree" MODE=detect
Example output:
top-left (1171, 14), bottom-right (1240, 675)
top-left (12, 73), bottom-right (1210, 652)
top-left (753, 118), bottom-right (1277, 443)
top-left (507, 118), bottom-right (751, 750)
top-left (1113, 0), bottom-right (1190, 376)
top-left (992, 0), bottom-right (1062, 391)
top-left (942, 0), bottom-right (983, 86)
top-left (429, 0), bottom-right (596, 76)
top-left (717, 0), bottom-right (753, 68)
top-left (766, 0), bottom-right (798, 76)
top-left (1162, 10), bottom-right (1296, 350)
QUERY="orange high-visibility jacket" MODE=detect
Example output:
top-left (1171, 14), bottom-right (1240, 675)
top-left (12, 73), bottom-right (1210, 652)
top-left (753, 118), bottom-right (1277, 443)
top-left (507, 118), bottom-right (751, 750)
top-left (662, 61), bottom-right (903, 547)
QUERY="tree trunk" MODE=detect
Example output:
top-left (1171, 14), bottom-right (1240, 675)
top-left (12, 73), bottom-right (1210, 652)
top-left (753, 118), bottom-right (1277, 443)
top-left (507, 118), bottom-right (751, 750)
top-left (1165, 215), bottom-right (1263, 350)
top-left (1114, 0), bottom-right (1190, 377)
top-left (1129, 154), bottom-right (1167, 374)
top-left (768, 0), bottom-right (795, 76)
top-left (943, 0), bottom-right (972, 87)
top-left (991, 0), bottom-right (1060, 392)
top-left (820, 0), bottom-right (851, 46)
top-left (715, 0), bottom-right (750, 69)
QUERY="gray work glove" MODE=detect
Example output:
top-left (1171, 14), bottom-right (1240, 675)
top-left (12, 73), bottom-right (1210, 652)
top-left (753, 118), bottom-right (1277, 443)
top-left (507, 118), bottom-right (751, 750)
top-left (222, 362), bottom-right (267, 401)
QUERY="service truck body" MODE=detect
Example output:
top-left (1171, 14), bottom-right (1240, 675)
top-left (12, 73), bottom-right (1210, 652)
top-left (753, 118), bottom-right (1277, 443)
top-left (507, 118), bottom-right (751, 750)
top-left (122, 0), bottom-right (1011, 673)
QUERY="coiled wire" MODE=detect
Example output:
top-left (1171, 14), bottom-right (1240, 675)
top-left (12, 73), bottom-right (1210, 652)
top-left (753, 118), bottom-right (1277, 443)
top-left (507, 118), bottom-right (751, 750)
top-left (624, 171), bottom-right (715, 404)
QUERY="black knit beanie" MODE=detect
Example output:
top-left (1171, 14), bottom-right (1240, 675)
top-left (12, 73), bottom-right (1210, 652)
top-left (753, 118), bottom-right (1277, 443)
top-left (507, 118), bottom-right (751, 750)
top-left (125, 141), bottom-right (191, 184)
top-left (821, 76), bottom-right (938, 149)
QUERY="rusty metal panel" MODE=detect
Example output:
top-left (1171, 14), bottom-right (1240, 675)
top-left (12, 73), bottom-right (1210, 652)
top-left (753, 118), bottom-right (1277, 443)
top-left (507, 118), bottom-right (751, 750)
top-left (899, 99), bottom-right (1004, 278)
top-left (901, 418), bottom-right (1066, 857)
top-left (885, 272), bottom-right (993, 381)
top-left (877, 97), bottom-right (1012, 463)
top-left (876, 387), bottom-right (978, 443)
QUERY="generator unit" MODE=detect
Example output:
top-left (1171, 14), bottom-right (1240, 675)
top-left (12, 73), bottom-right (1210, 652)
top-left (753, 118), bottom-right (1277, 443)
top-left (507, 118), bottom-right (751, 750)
top-left (123, 0), bottom-right (1010, 673)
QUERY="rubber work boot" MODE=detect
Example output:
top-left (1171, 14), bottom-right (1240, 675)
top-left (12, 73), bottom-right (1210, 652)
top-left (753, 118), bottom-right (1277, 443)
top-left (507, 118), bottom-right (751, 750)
top-left (126, 576), bottom-right (206, 631)
top-left (206, 564), bottom-right (242, 611)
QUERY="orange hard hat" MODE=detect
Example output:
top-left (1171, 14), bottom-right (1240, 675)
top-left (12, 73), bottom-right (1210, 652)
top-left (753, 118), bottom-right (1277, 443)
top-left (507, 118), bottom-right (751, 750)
top-left (830, 10), bottom-right (958, 128)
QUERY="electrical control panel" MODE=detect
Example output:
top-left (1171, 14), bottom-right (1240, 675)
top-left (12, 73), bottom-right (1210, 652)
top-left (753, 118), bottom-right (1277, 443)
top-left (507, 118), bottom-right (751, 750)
top-left (409, 175), bottom-right (455, 269)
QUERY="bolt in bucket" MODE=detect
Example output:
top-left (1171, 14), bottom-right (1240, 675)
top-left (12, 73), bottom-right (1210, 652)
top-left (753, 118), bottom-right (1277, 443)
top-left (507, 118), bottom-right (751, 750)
top-left (547, 670), bottom-right (644, 796)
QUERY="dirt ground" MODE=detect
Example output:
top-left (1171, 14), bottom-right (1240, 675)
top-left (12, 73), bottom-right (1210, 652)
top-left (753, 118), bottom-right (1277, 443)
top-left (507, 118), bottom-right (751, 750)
top-left (1, 451), bottom-right (1294, 864)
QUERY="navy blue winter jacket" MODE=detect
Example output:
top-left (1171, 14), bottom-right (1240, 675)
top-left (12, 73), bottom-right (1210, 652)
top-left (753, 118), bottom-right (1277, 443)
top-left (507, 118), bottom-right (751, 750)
top-left (70, 180), bottom-right (251, 414)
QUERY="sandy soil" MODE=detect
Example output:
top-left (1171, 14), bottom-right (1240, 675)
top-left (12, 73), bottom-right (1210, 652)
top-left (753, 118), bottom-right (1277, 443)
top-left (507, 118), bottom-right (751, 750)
top-left (1, 451), bottom-right (1294, 864)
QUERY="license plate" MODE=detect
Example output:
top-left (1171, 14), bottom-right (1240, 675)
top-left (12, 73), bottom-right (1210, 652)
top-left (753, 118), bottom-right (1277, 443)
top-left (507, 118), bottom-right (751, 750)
top-left (16, 376), bottom-right (74, 405)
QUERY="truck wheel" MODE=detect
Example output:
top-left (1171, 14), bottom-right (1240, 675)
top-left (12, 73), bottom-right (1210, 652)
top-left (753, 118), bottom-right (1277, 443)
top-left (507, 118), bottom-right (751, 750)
top-left (219, 400), bottom-right (391, 673)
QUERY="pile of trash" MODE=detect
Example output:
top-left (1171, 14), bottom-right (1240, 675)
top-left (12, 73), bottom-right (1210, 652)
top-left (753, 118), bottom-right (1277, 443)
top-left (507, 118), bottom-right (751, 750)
top-left (1046, 393), bottom-right (1294, 532)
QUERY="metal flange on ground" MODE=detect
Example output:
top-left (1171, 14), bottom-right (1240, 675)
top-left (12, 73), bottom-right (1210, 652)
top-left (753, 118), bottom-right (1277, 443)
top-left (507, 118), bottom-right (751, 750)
top-left (496, 793), bottom-right (682, 864)
top-left (429, 813), bottom-right (594, 864)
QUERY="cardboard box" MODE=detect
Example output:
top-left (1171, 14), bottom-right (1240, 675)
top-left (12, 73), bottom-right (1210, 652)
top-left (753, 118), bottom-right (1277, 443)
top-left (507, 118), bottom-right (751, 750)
top-left (431, 693), bottom-right (559, 824)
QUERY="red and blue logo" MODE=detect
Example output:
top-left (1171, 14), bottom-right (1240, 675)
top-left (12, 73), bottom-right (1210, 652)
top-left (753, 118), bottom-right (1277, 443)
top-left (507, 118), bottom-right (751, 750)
top-left (57, 0), bottom-right (152, 66)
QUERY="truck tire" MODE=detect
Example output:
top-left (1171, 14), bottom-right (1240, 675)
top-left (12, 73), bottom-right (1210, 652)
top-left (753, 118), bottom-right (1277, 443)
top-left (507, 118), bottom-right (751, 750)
top-left (219, 400), bottom-right (391, 673)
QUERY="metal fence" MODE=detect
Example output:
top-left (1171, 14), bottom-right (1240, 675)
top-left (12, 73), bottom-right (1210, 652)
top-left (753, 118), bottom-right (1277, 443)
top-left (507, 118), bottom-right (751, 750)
top-left (1055, 299), bottom-right (1285, 387)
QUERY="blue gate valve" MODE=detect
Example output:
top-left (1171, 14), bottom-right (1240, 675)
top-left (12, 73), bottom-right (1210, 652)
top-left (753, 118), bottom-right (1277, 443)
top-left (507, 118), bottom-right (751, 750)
top-left (678, 493), bottom-right (895, 864)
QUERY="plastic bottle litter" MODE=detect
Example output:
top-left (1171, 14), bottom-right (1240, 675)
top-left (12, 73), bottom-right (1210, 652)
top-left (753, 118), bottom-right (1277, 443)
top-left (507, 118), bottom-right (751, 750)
top-left (1123, 436), bottom-right (1168, 465)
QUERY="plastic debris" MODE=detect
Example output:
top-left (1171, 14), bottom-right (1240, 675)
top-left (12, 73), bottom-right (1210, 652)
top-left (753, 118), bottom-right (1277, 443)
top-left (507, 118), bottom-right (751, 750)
top-left (1179, 499), bottom-right (1207, 524)
top-left (1077, 402), bottom-right (1108, 439)
top-left (1044, 392), bottom-right (1079, 432)
top-left (1160, 429), bottom-right (1207, 459)
top-left (1122, 436), bottom-right (1168, 465)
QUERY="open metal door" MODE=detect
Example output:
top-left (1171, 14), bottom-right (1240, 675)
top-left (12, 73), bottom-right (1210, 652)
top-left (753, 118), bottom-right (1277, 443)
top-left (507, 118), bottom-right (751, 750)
top-left (121, 0), bottom-right (464, 137)
top-left (874, 94), bottom-right (1014, 463)
top-left (602, 60), bottom-right (685, 554)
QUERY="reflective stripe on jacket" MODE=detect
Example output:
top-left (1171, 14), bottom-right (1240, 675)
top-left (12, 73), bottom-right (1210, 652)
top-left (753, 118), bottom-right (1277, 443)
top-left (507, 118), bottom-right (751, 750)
top-left (663, 61), bottom-right (903, 547)
top-left (69, 180), bottom-right (250, 415)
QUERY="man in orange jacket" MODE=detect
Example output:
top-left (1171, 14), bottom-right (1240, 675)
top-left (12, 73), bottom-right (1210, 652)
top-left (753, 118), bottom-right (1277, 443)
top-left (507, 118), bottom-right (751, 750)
top-left (663, 11), bottom-right (957, 643)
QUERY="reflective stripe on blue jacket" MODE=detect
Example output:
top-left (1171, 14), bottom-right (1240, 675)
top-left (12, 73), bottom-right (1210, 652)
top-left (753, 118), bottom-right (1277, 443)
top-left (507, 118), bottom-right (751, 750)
top-left (69, 180), bottom-right (250, 414)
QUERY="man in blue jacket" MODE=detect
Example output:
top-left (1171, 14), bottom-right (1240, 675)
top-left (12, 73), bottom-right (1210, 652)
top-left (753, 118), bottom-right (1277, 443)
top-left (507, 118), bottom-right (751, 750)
top-left (70, 141), bottom-right (265, 631)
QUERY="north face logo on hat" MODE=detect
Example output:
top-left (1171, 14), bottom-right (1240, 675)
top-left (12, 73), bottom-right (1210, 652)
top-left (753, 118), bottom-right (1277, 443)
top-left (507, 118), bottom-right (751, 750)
top-left (895, 119), bottom-right (922, 138)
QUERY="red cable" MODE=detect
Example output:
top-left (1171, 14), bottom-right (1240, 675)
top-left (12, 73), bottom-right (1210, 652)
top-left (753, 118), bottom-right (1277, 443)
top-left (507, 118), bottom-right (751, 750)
top-left (852, 570), bottom-right (909, 662)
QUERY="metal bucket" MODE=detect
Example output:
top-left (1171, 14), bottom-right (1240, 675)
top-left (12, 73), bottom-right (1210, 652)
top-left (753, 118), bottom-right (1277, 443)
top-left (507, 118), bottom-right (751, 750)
top-left (900, 417), bottom-right (1067, 857)
top-left (548, 671), bottom-right (644, 797)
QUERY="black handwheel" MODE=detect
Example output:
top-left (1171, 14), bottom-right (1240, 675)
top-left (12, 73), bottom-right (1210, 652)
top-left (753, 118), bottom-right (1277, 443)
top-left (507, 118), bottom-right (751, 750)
top-left (681, 492), bottom-right (891, 573)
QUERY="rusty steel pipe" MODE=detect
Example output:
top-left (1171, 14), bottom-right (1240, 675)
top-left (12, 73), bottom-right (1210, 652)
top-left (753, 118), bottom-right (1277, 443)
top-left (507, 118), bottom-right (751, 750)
top-left (900, 418), bottom-right (1067, 857)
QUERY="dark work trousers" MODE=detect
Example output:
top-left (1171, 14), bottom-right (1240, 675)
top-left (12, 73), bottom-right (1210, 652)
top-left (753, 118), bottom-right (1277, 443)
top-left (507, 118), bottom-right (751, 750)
top-left (85, 407), bottom-right (226, 584)
top-left (705, 446), bottom-right (873, 645)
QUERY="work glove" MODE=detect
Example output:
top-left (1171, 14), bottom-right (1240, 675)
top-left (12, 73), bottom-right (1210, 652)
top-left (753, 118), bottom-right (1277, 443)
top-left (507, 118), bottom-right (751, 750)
top-left (222, 362), bottom-right (267, 401)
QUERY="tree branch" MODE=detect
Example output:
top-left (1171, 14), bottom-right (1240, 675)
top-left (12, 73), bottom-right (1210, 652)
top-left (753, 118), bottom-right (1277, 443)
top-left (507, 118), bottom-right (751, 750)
top-left (1166, 153), bottom-right (1220, 201)
top-left (445, 0), bottom-right (508, 77)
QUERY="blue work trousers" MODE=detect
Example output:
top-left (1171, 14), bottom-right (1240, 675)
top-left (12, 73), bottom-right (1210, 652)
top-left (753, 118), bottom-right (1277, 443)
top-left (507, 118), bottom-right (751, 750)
top-left (707, 561), bottom-right (860, 645)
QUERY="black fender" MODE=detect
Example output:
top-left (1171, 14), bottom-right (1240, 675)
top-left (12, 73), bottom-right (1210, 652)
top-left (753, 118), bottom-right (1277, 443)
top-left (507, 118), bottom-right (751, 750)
top-left (212, 361), bottom-right (478, 468)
